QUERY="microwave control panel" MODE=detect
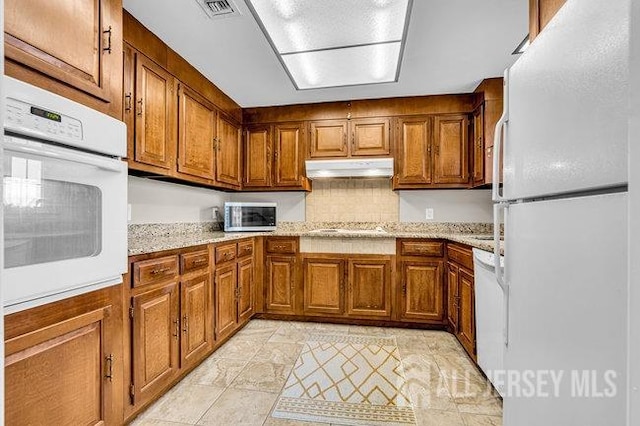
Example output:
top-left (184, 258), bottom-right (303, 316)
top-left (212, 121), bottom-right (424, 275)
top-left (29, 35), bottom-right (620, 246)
top-left (5, 97), bottom-right (83, 142)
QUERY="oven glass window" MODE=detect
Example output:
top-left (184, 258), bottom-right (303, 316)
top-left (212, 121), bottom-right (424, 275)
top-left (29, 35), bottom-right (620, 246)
top-left (3, 155), bottom-right (102, 268)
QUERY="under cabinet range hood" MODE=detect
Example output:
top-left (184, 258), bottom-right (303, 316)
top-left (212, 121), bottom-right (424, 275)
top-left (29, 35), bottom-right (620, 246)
top-left (305, 158), bottom-right (394, 179)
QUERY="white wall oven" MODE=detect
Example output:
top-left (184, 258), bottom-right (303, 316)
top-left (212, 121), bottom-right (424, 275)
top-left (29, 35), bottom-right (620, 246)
top-left (3, 77), bottom-right (127, 313)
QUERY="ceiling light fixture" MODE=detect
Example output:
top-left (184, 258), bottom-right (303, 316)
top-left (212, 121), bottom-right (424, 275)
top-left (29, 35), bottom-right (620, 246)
top-left (512, 35), bottom-right (530, 55)
top-left (246, 0), bottom-right (413, 90)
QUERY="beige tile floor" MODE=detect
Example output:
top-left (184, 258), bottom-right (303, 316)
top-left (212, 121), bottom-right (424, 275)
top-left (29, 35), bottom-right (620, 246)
top-left (130, 320), bottom-right (503, 426)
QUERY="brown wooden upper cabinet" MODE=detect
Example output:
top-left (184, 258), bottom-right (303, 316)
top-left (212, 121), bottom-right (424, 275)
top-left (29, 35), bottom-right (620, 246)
top-left (472, 105), bottom-right (485, 186)
top-left (394, 116), bottom-right (432, 187)
top-left (351, 118), bottom-right (391, 157)
top-left (433, 114), bottom-right (469, 185)
top-left (4, 0), bottom-right (123, 118)
top-left (216, 114), bottom-right (242, 189)
top-left (394, 115), bottom-right (471, 189)
top-left (244, 125), bottom-right (272, 188)
top-left (309, 118), bottom-right (391, 158)
top-left (177, 84), bottom-right (217, 181)
top-left (125, 48), bottom-right (177, 173)
top-left (273, 122), bottom-right (307, 188)
top-left (529, 0), bottom-right (567, 42)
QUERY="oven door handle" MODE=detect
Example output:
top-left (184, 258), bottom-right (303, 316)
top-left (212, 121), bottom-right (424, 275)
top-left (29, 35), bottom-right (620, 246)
top-left (4, 139), bottom-right (125, 173)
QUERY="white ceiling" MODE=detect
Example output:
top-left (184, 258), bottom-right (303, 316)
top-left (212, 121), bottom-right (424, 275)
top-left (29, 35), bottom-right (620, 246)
top-left (124, 0), bottom-right (528, 108)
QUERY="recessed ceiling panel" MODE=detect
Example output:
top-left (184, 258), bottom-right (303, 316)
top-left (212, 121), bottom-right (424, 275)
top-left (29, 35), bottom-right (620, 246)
top-left (282, 42), bottom-right (401, 89)
top-left (247, 0), bottom-right (410, 53)
top-left (246, 0), bottom-right (412, 89)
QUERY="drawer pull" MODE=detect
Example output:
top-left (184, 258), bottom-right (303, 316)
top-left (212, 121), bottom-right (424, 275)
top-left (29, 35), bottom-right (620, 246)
top-left (193, 258), bottom-right (207, 265)
top-left (150, 267), bottom-right (171, 275)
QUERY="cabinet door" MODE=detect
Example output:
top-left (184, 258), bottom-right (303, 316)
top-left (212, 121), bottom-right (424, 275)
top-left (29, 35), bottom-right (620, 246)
top-left (530, 0), bottom-right (567, 41)
top-left (180, 274), bottom-right (212, 368)
top-left (265, 256), bottom-right (297, 314)
top-left (238, 257), bottom-right (255, 324)
top-left (5, 307), bottom-right (114, 425)
top-left (177, 84), bottom-right (216, 180)
top-left (309, 120), bottom-right (349, 158)
top-left (446, 262), bottom-right (460, 332)
top-left (216, 114), bottom-right (242, 188)
top-left (472, 106), bottom-right (485, 186)
top-left (350, 118), bottom-right (391, 157)
top-left (215, 263), bottom-right (238, 340)
top-left (131, 281), bottom-right (180, 407)
top-left (399, 261), bottom-right (445, 323)
top-left (347, 259), bottom-right (392, 318)
top-left (457, 267), bottom-right (476, 357)
top-left (5, 0), bottom-right (120, 110)
top-left (244, 125), bottom-right (272, 188)
top-left (395, 116), bottom-right (431, 186)
top-left (433, 115), bottom-right (469, 185)
top-left (273, 122), bottom-right (305, 187)
top-left (303, 257), bottom-right (345, 316)
top-left (133, 52), bottom-right (177, 170)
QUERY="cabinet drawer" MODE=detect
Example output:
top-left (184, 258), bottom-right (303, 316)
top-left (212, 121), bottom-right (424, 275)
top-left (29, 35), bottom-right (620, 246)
top-left (400, 241), bottom-right (444, 257)
top-left (447, 244), bottom-right (474, 270)
top-left (266, 238), bottom-right (298, 254)
top-left (133, 255), bottom-right (179, 288)
top-left (215, 243), bottom-right (237, 264)
top-left (180, 250), bottom-right (210, 274)
top-left (237, 240), bottom-right (254, 258)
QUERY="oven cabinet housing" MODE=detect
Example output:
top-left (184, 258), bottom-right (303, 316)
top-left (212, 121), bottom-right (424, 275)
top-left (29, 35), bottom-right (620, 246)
top-left (125, 246), bottom-right (213, 417)
top-left (4, 0), bottom-right (123, 119)
top-left (4, 286), bottom-right (122, 425)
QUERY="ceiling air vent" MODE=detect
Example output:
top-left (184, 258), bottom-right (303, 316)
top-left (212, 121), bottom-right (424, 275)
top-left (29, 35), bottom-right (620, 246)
top-left (196, 0), bottom-right (240, 19)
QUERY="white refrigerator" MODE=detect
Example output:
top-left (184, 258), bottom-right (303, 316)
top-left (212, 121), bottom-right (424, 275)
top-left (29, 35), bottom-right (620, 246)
top-left (492, 0), bottom-right (629, 425)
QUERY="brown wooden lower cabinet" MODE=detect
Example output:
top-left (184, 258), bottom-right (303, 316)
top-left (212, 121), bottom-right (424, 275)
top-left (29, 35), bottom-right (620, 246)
top-left (214, 262), bottom-right (238, 340)
top-left (180, 274), bottom-right (212, 368)
top-left (4, 286), bottom-right (121, 426)
top-left (398, 260), bottom-right (445, 323)
top-left (457, 267), bottom-right (476, 357)
top-left (303, 257), bottom-right (345, 316)
top-left (131, 281), bottom-right (180, 407)
top-left (446, 243), bottom-right (477, 360)
top-left (238, 256), bottom-right (255, 323)
top-left (347, 258), bottom-right (392, 319)
top-left (265, 255), bottom-right (298, 314)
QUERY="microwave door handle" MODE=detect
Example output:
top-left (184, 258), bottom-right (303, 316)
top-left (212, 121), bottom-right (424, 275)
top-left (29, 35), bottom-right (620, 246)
top-left (4, 139), bottom-right (124, 173)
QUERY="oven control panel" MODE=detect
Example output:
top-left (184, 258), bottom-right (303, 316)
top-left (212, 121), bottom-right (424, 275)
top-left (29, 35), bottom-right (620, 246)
top-left (5, 97), bottom-right (83, 141)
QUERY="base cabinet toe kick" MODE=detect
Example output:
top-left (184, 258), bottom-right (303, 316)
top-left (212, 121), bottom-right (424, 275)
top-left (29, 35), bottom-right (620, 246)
top-left (5, 235), bottom-right (478, 424)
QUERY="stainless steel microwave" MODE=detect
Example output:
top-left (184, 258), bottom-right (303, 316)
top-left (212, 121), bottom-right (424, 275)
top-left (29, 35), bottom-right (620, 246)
top-left (224, 202), bottom-right (277, 232)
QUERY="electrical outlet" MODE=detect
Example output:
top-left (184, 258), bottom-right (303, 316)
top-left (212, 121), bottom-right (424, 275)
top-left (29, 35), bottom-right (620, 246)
top-left (425, 208), bottom-right (434, 220)
top-left (212, 207), bottom-right (219, 220)
top-left (127, 204), bottom-right (132, 223)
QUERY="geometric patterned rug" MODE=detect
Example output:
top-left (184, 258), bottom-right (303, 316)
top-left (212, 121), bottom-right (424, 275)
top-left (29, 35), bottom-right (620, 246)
top-left (272, 334), bottom-right (416, 425)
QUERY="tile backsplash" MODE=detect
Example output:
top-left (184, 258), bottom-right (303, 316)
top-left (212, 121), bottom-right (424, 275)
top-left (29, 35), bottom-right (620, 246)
top-left (305, 179), bottom-right (399, 222)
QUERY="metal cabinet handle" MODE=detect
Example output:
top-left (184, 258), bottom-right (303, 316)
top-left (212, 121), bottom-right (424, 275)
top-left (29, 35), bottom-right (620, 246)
top-left (193, 258), bottom-right (207, 265)
top-left (150, 267), bottom-right (170, 275)
top-left (173, 319), bottom-right (179, 338)
top-left (104, 354), bottom-right (114, 382)
top-left (136, 98), bottom-right (144, 116)
top-left (124, 93), bottom-right (132, 112)
top-left (103, 26), bottom-right (112, 54)
top-left (182, 315), bottom-right (188, 333)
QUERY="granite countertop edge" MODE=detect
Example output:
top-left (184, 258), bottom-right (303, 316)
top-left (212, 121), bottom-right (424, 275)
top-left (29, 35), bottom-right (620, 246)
top-left (128, 230), bottom-right (502, 256)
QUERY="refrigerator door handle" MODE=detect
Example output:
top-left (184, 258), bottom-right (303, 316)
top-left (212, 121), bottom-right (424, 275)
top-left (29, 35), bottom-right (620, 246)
top-left (494, 202), bottom-right (510, 347)
top-left (492, 68), bottom-right (509, 203)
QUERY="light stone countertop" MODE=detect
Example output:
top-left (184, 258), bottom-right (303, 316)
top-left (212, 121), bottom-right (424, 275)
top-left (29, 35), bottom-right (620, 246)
top-left (128, 222), bottom-right (503, 256)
